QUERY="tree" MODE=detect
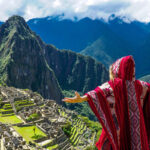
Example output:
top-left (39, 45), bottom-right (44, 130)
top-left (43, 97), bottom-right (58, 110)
top-left (33, 127), bottom-right (36, 136)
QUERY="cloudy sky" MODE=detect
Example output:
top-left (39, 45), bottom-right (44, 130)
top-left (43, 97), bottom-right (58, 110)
top-left (0, 0), bottom-right (150, 22)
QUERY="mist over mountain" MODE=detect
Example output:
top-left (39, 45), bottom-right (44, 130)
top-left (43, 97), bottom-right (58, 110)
top-left (0, 15), bottom-right (108, 104)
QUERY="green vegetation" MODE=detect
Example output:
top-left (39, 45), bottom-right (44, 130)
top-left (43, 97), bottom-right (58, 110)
top-left (66, 115), bottom-right (102, 148)
top-left (0, 21), bottom-right (16, 84)
top-left (47, 144), bottom-right (58, 150)
top-left (3, 103), bottom-right (12, 109)
top-left (0, 103), bottom-right (13, 115)
top-left (0, 15), bottom-right (63, 102)
top-left (0, 102), bottom-right (22, 124)
top-left (62, 121), bottom-right (72, 137)
top-left (85, 145), bottom-right (98, 150)
top-left (27, 113), bottom-right (40, 122)
top-left (0, 115), bottom-right (22, 124)
top-left (63, 90), bottom-right (97, 121)
top-left (61, 91), bottom-right (102, 147)
top-left (70, 120), bottom-right (87, 146)
top-left (13, 125), bottom-right (46, 143)
top-left (31, 134), bottom-right (45, 140)
top-left (15, 99), bottom-right (34, 106)
top-left (79, 115), bottom-right (102, 149)
top-left (46, 45), bottom-right (108, 95)
top-left (14, 99), bottom-right (35, 112)
top-left (78, 115), bottom-right (102, 132)
top-left (96, 130), bottom-right (102, 142)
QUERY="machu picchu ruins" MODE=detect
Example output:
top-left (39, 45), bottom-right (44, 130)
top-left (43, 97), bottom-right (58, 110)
top-left (0, 86), bottom-right (99, 150)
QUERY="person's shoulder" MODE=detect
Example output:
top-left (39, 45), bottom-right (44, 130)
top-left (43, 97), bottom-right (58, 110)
top-left (138, 80), bottom-right (150, 92)
top-left (98, 82), bottom-right (110, 89)
top-left (138, 80), bottom-right (149, 88)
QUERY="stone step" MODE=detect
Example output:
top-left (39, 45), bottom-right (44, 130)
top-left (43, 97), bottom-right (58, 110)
top-left (61, 143), bottom-right (71, 150)
top-left (58, 138), bottom-right (69, 148)
top-left (56, 134), bottom-right (67, 143)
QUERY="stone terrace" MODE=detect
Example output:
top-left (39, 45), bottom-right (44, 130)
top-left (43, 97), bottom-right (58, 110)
top-left (0, 86), bottom-right (94, 150)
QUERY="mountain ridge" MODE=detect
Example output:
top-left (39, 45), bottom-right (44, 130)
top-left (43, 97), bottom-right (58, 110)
top-left (0, 15), bottom-right (109, 103)
top-left (0, 15), bottom-right (63, 103)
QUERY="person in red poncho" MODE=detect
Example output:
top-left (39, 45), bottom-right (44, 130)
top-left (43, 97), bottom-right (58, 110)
top-left (62, 55), bottom-right (150, 150)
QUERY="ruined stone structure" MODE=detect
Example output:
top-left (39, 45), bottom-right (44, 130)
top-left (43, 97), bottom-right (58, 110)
top-left (0, 86), bottom-right (93, 150)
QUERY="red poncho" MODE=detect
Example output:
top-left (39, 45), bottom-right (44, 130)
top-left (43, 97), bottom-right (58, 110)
top-left (85, 56), bottom-right (150, 150)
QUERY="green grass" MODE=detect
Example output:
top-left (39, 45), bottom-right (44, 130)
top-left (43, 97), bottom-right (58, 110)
top-left (31, 134), bottom-right (45, 140)
top-left (78, 115), bottom-right (102, 132)
top-left (13, 125), bottom-right (47, 143)
top-left (27, 113), bottom-right (40, 122)
top-left (69, 118), bottom-right (88, 146)
top-left (0, 115), bottom-right (22, 124)
top-left (47, 144), bottom-right (58, 150)
top-left (15, 99), bottom-right (34, 106)
top-left (0, 108), bottom-right (13, 112)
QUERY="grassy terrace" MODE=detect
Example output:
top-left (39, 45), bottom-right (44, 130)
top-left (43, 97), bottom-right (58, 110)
top-left (0, 99), bottom-right (60, 149)
top-left (0, 102), bottom-right (22, 124)
top-left (14, 99), bottom-right (34, 105)
top-left (0, 115), bottom-right (22, 124)
top-left (13, 125), bottom-right (47, 143)
top-left (14, 99), bottom-right (35, 110)
top-left (70, 118), bottom-right (87, 146)
top-left (0, 99), bottom-right (34, 115)
top-left (58, 108), bottom-right (68, 117)
top-left (0, 103), bottom-right (13, 114)
top-left (59, 108), bottom-right (91, 146)
top-left (47, 144), bottom-right (58, 150)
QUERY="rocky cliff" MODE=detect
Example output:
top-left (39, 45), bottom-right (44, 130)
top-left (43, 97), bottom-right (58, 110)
top-left (44, 46), bottom-right (108, 93)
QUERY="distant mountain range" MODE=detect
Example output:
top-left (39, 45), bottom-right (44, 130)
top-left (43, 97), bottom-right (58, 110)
top-left (25, 15), bottom-right (150, 77)
top-left (1, 15), bottom-right (150, 77)
top-left (27, 16), bottom-right (109, 52)
top-left (0, 16), bottom-right (108, 104)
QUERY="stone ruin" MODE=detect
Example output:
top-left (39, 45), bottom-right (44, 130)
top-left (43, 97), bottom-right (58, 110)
top-left (0, 122), bottom-right (29, 150)
top-left (0, 85), bottom-right (94, 150)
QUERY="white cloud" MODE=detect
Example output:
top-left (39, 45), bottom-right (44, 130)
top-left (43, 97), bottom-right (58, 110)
top-left (0, 0), bottom-right (150, 22)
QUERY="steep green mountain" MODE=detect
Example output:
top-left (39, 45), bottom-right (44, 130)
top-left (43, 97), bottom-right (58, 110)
top-left (44, 46), bottom-right (108, 93)
top-left (80, 28), bottom-right (132, 67)
top-left (0, 16), bottom-right (63, 103)
top-left (0, 16), bottom-right (109, 104)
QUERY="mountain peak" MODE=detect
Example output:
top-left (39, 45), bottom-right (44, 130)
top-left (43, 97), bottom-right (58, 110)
top-left (2, 15), bottom-right (30, 34)
top-left (0, 15), bottom-right (63, 102)
top-left (6, 15), bottom-right (29, 29)
top-left (7, 15), bottom-right (26, 24)
top-left (0, 15), bottom-right (34, 43)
